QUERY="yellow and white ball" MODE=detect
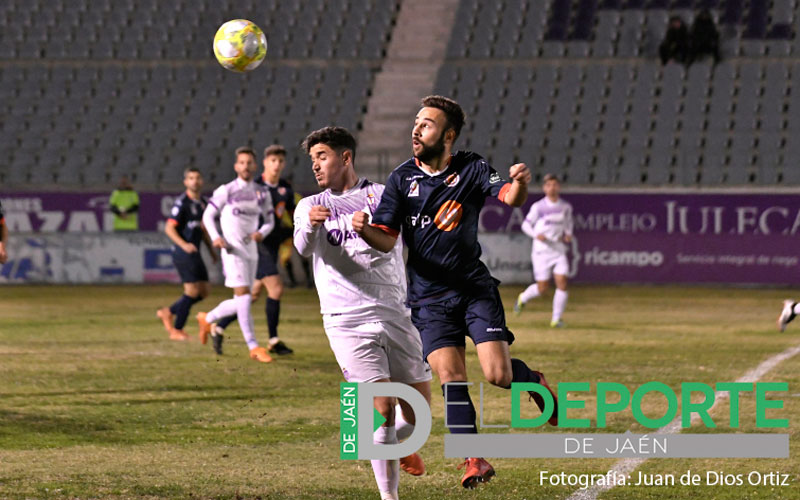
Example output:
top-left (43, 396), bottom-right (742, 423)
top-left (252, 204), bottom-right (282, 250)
top-left (213, 19), bottom-right (267, 73)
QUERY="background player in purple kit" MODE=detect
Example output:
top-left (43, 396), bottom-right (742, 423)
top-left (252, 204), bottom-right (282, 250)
top-left (353, 95), bottom-right (559, 489)
top-left (212, 145), bottom-right (295, 355)
top-left (156, 168), bottom-right (217, 341)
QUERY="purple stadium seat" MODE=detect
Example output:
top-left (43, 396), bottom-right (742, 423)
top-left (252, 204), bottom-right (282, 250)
top-left (719, 0), bottom-right (743, 25)
top-left (742, 1), bottom-right (768, 39)
top-left (767, 24), bottom-right (793, 40)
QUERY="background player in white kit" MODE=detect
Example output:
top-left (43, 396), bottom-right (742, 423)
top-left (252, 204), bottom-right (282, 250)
top-left (295, 127), bottom-right (432, 500)
top-left (196, 147), bottom-right (275, 363)
top-left (514, 173), bottom-right (573, 327)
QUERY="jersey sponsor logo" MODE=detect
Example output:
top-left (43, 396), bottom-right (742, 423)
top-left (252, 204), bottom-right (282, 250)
top-left (489, 171), bottom-right (503, 184)
top-left (406, 213), bottom-right (432, 228)
top-left (408, 180), bottom-right (420, 197)
top-left (231, 208), bottom-right (259, 216)
top-left (434, 200), bottom-right (463, 232)
top-left (444, 173), bottom-right (460, 187)
top-left (326, 228), bottom-right (360, 246)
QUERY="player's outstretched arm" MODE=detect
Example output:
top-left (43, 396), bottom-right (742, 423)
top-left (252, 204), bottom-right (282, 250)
top-left (502, 163), bottom-right (532, 207)
top-left (352, 211), bottom-right (397, 253)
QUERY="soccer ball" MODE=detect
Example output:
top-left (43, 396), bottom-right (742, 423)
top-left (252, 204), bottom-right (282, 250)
top-left (213, 19), bottom-right (267, 73)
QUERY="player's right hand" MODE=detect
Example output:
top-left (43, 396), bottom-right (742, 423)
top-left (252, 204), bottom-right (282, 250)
top-left (182, 242), bottom-right (198, 253)
top-left (352, 211), bottom-right (369, 234)
top-left (212, 237), bottom-right (229, 249)
top-left (308, 205), bottom-right (331, 227)
top-left (536, 234), bottom-right (548, 242)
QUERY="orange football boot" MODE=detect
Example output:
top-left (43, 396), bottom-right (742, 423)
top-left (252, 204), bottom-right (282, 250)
top-left (249, 347), bottom-right (274, 363)
top-left (400, 453), bottom-right (425, 476)
top-left (457, 457), bottom-right (495, 489)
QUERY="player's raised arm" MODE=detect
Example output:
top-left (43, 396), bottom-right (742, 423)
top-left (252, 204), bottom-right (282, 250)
top-left (356, 171), bottom-right (402, 253)
top-left (502, 163), bottom-right (531, 207)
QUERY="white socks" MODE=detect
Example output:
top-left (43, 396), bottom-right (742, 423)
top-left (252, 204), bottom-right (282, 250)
top-left (206, 297), bottom-right (238, 323)
top-left (234, 294), bottom-right (258, 349)
top-left (519, 284), bottom-right (541, 304)
top-left (793, 302), bottom-right (800, 315)
top-left (372, 425), bottom-right (399, 500)
top-left (395, 405), bottom-right (415, 441)
top-left (553, 289), bottom-right (568, 322)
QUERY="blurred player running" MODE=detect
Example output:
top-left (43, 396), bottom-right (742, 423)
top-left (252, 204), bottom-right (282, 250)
top-left (196, 147), bottom-right (275, 363)
top-left (156, 168), bottom-right (217, 341)
top-left (354, 96), bottom-right (558, 489)
top-left (213, 145), bottom-right (295, 355)
top-left (296, 127), bottom-right (432, 500)
top-left (514, 173), bottom-right (573, 327)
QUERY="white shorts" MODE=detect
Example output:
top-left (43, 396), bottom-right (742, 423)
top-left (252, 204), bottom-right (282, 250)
top-left (323, 315), bottom-right (432, 384)
top-left (221, 247), bottom-right (257, 288)
top-left (533, 251), bottom-right (569, 281)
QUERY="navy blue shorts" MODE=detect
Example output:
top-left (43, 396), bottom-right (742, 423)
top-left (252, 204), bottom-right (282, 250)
top-left (256, 243), bottom-right (280, 279)
top-left (173, 250), bottom-right (208, 283)
top-left (410, 284), bottom-right (515, 361)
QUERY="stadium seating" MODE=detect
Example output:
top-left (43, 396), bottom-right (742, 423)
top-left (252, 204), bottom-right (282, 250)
top-left (433, 0), bottom-right (798, 185)
top-left (1, 0), bottom-right (799, 188)
top-left (0, 0), bottom-right (399, 189)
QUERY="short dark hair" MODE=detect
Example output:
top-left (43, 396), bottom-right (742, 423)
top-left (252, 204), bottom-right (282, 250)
top-left (543, 173), bottom-right (560, 184)
top-left (235, 146), bottom-right (257, 161)
top-left (421, 95), bottom-right (466, 140)
top-left (302, 126), bottom-right (357, 159)
top-left (183, 167), bottom-right (202, 178)
top-left (263, 144), bottom-right (287, 158)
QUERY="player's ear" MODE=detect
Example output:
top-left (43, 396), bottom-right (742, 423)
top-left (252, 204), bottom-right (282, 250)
top-left (342, 149), bottom-right (353, 167)
top-left (445, 128), bottom-right (457, 146)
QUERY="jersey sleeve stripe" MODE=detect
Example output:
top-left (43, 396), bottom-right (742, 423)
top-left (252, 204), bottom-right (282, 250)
top-left (372, 224), bottom-right (399, 238)
top-left (497, 182), bottom-right (512, 203)
top-left (166, 218), bottom-right (179, 226)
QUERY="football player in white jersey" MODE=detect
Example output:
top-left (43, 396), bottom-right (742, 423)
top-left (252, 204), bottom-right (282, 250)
top-left (514, 173), bottom-right (573, 327)
top-left (295, 127), bottom-right (432, 500)
top-left (196, 147), bottom-right (276, 363)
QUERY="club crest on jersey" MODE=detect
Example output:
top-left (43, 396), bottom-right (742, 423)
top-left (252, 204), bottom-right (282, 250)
top-left (489, 171), bottom-right (503, 184)
top-left (408, 180), bottom-right (419, 197)
top-left (444, 173), bottom-right (460, 187)
top-left (434, 200), bottom-right (463, 232)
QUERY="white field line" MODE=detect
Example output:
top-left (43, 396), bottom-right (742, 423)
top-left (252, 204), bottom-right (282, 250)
top-left (566, 342), bottom-right (800, 500)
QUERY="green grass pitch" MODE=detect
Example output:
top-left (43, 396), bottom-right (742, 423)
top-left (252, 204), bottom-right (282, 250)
top-left (0, 284), bottom-right (798, 499)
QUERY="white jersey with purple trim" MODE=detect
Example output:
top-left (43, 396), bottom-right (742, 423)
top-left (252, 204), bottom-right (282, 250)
top-left (203, 177), bottom-right (274, 259)
top-left (521, 197), bottom-right (573, 255)
top-left (293, 178), bottom-right (408, 326)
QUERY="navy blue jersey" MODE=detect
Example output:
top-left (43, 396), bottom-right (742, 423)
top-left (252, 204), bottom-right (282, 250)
top-left (371, 151), bottom-right (511, 305)
top-left (167, 192), bottom-right (207, 252)
top-left (256, 177), bottom-right (295, 247)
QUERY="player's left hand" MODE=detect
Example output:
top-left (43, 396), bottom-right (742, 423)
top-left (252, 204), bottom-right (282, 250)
top-left (251, 232), bottom-right (264, 243)
top-left (509, 163), bottom-right (531, 185)
top-left (563, 235), bottom-right (573, 244)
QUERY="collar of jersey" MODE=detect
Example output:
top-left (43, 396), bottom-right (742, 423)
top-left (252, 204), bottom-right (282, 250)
top-left (329, 177), bottom-right (366, 197)
top-left (234, 177), bottom-right (252, 188)
top-left (414, 155), bottom-right (453, 177)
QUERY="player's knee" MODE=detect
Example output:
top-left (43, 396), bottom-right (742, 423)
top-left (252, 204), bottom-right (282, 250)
top-left (485, 369), bottom-right (512, 388)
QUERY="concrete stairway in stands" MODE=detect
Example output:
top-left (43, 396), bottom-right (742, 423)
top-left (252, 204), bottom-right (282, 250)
top-left (357, 0), bottom-right (460, 181)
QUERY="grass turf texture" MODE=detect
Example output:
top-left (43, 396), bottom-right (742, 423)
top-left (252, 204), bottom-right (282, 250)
top-left (0, 284), bottom-right (798, 499)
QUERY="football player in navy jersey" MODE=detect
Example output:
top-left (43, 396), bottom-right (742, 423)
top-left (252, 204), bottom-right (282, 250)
top-left (157, 168), bottom-right (217, 341)
top-left (354, 95), bottom-right (559, 489)
top-left (212, 145), bottom-right (295, 355)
